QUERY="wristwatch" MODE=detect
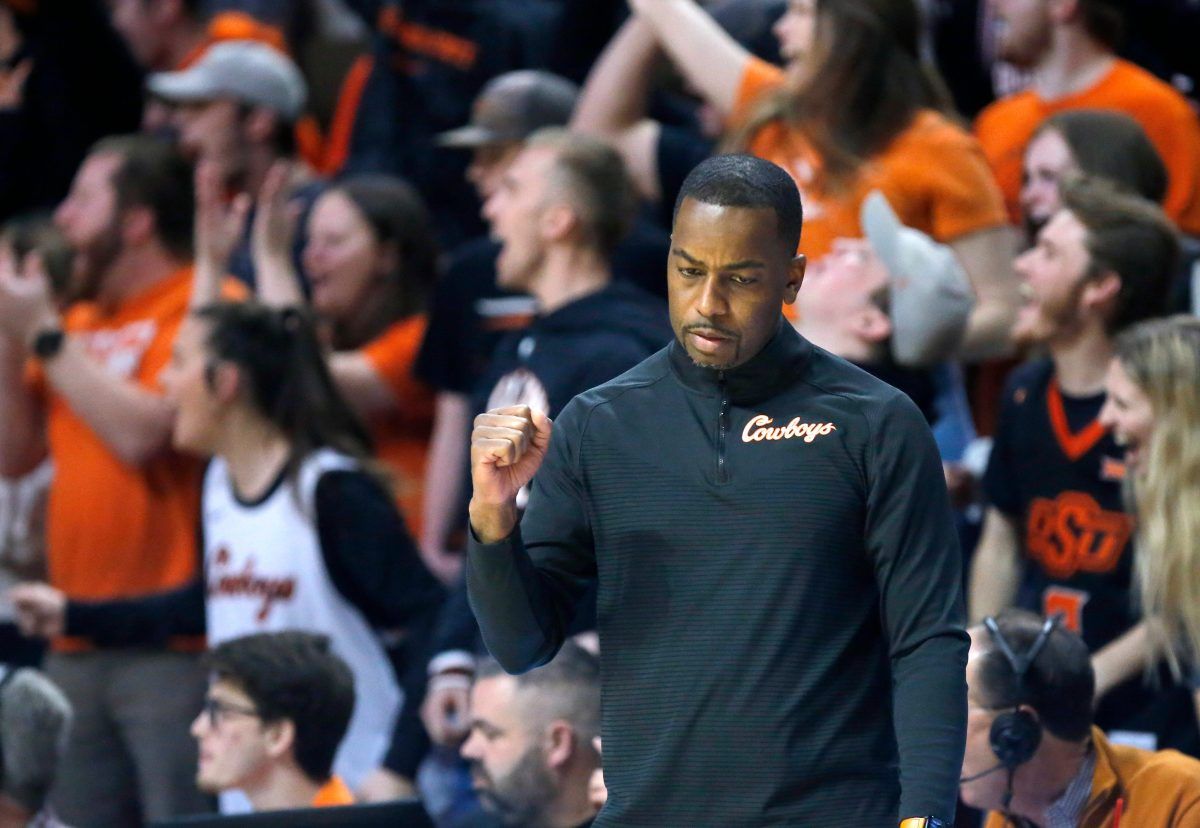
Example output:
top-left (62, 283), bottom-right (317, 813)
top-left (31, 327), bottom-right (65, 360)
top-left (899, 819), bottom-right (948, 828)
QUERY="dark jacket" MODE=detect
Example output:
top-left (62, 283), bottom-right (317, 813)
top-left (468, 321), bottom-right (968, 826)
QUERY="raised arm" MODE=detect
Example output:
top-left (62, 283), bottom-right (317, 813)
top-left (249, 161), bottom-right (306, 308)
top-left (950, 225), bottom-right (1020, 361)
top-left (0, 253), bottom-right (173, 468)
top-left (628, 0), bottom-right (751, 116)
top-left (968, 507), bottom-right (1022, 622)
top-left (191, 161), bottom-right (250, 310)
top-left (571, 16), bottom-right (665, 201)
top-left (466, 403), bottom-right (596, 673)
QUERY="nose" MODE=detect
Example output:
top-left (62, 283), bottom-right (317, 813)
top-left (190, 709), bottom-right (208, 740)
top-left (482, 190), bottom-right (501, 226)
top-left (1012, 248), bottom-right (1034, 281)
top-left (1097, 395), bottom-right (1117, 430)
top-left (460, 731), bottom-right (482, 761)
top-left (695, 274), bottom-right (729, 319)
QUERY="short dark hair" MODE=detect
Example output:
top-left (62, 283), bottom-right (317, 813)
top-left (476, 641), bottom-right (601, 743)
top-left (1038, 110), bottom-right (1166, 204)
top-left (1078, 0), bottom-right (1124, 50)
top-left (205, 632), bottom-right (355, 783)
top-left (673, 154), bottom-right (803, 254)
top-left (89, 134), bottom-right (194, 259)
top-left (526, 128), bottom-right (637, 257)
top-left (974, 610), bottom-right (1095, 742)
top-left (1061, 176), bottom-right (1178, 336)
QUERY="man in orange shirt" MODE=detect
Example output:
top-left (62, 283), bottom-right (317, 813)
top-left (976, 0), bottom-right (1200, 234)
top-left (192, 632), bottom-right (357, 811)
top-left (0, 134), bottom-right (214, 826)
top-left (960, 609), bottom-right (1200, 827)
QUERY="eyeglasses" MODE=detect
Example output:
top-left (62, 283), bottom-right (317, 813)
top-left (201, 697), bottom-right (261, 729)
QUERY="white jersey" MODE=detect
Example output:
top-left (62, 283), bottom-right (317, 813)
top-left (203, 448), bottom-right (401, 789)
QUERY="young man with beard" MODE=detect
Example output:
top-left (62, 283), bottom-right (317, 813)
top-left (0, 135), bottom-right (237, 826)
top-left (969, 177), bottom-right (1193, 752)
top-left (466, 154), bottom-right (967, 827)
top-left (457, 643), bottom-right (600, 828)
top-left (975, 0), bottom-right (1200, 234)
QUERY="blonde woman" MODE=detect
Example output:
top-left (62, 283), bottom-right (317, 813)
top-left (1099, 314), bottom-right (1200, 720)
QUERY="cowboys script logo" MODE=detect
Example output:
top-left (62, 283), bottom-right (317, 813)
top-left (742, 415), bottom-right (837, 443)
top-left (207, 545), bottom-right (296, 623)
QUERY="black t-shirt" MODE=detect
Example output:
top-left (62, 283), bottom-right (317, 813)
top-left (655, 125), bottom-right (714, 228)
top-left (983, 359), bottom-right (1135, 651)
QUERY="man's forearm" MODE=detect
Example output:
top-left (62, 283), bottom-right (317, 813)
top-left (969, 511), bottom-right (1021, 622)
top-left (465, 525), bottom-right (567, 674)
top-left (892, 632), bottom-right (969, 822)
top-left (44, 338), bottom-right (174, 467)
top-left (1092, 621), bottom-right (1151, 701)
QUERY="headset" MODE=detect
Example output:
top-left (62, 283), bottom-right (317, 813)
top-left (984, 614), bottom-right (1060, 769)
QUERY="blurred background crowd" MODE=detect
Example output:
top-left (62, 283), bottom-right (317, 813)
top-left (0, 0), bottom-right (1198, 826)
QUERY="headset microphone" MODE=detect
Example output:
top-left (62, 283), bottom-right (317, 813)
top-left (959, 762), bottom-right (1006, 784)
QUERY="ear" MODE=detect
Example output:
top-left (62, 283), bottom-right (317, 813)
top-left (783, 254), bottom-right (806, 304)
top-left (208, 361), bottom-right (242, 405)
top-left (1048, 0), bottom-right (1079, 25)
top-left (1081, 269), bottom-right (1122, 318)
top-left (850, 305), bottom-right (893, 344)
top-left (242, 107), bottom-right (280, 146)
top-left (543, 721), bottom-right (575, 772)
top-left (375, 239), bottom-right (400, 281)
top-left (263, 718), bottom-right (297, 762)
top-left (120, 205), bottom-right (157, 248)
top-left (539, 202), bottom-right (577, 245)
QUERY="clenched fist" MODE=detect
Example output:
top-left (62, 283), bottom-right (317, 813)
top-left (468, 405), bottom-right (552, 543)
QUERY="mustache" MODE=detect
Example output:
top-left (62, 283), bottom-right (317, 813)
top-left (682, 322), bottom-right (739, 339)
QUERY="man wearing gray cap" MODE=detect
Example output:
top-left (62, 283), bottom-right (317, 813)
top-left (147, 40), bottom-right (313, 286)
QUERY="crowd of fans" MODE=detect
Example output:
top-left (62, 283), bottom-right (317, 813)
top-left (0, 0), bottom-right (1198, 825)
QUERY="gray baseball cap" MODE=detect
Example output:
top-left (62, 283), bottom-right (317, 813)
top-left (147, 40), bottom-right (307, 121)
top-left (436, 70), bottom-right (579, 148)
top-left (861, 191), bottom-right (976, 368)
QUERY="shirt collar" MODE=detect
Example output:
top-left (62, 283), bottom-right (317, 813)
top-left (1043, 747), bottom-right (1096, 828)
top-left (667, 318), bottom-right (814, 405)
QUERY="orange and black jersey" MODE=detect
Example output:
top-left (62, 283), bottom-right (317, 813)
top-left (983, 358), bottom-right (1134, 651)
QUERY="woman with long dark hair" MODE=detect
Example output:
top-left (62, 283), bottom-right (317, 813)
top-left (12, 301), bottom-right (444, 799)
top-left (621, 0), bottom-right (1018, 358)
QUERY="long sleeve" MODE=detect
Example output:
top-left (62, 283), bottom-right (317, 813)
top-left (314, 469), bottom-right (445, 629)
top-left (64, 578), bottom-right (206, 648)
top-left (865, 391), bottom-right (969, 822)
top-left (466, 400), bottom-right (597, 673)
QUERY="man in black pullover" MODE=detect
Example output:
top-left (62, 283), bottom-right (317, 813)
top-left (466, 154), bottom-right (968, 827)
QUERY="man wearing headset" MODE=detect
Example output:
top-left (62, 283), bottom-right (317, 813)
top-left (960, 609), bottom-right (1200, 826)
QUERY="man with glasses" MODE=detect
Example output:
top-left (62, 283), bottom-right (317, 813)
top-left (190, 631), bottom-right (357, 811)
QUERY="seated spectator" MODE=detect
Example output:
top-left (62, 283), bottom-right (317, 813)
top-left (194, 632), bottom-right (356, 812)
top-left (1021, 109), bottom-right (1168, 244)
top-left (969, 178), bottom-right (1194, 753)
top-left (960, 609), bottom-right (1200, 826)
top-left (0, 666), bottom-right (72, 828)
top-left (626, 0), bottom-right (1018, 359)
top-left (458, 643), bottom-right (600, 828)
top-left (975, 0), bottom-right (1200, 235)
top-left (148, 39), bottom-right (316, 286)
top-left (1100, 316), bottom-right (1200, 716)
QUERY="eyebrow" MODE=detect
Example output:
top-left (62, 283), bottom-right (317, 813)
top-left (672, 248), bottom-right (766, 270)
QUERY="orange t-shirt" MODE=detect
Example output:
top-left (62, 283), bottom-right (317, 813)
top-left (312, 775), bottom-right (355, 807)
top-left (733, 57), bottom-right (1008, 263)
top-left (974, 58), bottom-right (1200, 234)
top-left (360, 316), bottom-right (435, 538)
top-left (28, 268), bottom-right (214, 652)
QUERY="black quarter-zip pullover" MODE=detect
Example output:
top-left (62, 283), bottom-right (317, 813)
top-left (467, 321), bottom-right (968, 826)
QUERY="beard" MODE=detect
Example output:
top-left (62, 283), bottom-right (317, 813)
top-left (70, 213), bottom-right (124, 303)
top-left (1011, 280), bottom-right (1087, 349)
top-left (471, 745), bottom-right (559, 828)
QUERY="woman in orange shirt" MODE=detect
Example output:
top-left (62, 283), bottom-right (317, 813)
top-left (628, 0), bottom-right (1018, 359)
top-left (197, 163), bottom-right (440, 567)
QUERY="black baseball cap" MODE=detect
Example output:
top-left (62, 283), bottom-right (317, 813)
top-left (436, 70), bottom-right (579, 149)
